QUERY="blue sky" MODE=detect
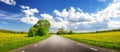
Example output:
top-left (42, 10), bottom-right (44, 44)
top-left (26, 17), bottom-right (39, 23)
top-left (0, 0), bottom-right (120, 32)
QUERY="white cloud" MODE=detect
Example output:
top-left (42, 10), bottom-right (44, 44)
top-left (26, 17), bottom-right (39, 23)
top-left (113, 0), bottom-right (120, 3)
top-left (0, 0), bottom-right (16, 5)
top-left (41, 7), bottom-right (95, 32)
top-left (40, 13), bottom-right (53, 20)
top-left (54, 9), bottom-right (68, 18)
top-left (22, 8), bottom-right (39, 16)
top-left (20, 5), bottom-right (30, 9)
top-left (20, 5), bottom-right (39, 16)
top-left (40, 13), bottom-right (68, 30)
top-left (93, 0), bottom-right (120, 28)
top-left (50, 20), bottom-right (68, 29)
top-left (20, 5), bottom-right (39, 25)
top-left (40, 0), bottom-right (120, 32)
top-left (54, 7), bottom-right (94, 23)
top-left (95, 1), bottom-right (120, 18)
top-left (21, 16), bottom-right (39, 24)
top-left (108, 20), bottom-right (120, 29)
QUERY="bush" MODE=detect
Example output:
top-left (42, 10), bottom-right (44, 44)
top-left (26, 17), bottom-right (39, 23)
top-left (68, 30), bottom-right (74, 34)
top-left (28, 20), bottom-right (50, 37)
top-left (56, 28), bottom-right (74, 35)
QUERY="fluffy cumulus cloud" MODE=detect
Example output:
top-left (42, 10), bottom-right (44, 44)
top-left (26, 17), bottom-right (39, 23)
top-left (95, 0), bottom-right (120, 29)
top-left (0, 0), bottom-right (16, 5)
top-left (20, 5), bottom-right (39, 25)
top-left (113, 0), bottom-right (120, 3)
top-left (40, 14), bottom-right (53, 20)
top-left (40, 0), bottom-right (120, 32)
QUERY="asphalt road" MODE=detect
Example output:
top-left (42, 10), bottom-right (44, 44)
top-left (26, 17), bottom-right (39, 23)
top-left (11, 35), bottom-right (117, 52)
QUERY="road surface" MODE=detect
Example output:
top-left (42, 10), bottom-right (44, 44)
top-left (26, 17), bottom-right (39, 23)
top-left (11, 35), bottom-right (117, 52)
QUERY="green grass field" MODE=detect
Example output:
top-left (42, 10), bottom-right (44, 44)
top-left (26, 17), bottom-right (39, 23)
top-left (0, 32), bottom-right (50, 52)
top-left (62, 31), bottom-right (120, 51)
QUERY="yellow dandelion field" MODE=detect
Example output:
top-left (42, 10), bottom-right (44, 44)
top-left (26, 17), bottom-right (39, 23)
top-left (63, 31), bottom-right (120, 50)
top-left (0, 32), bottom-right (49, 52)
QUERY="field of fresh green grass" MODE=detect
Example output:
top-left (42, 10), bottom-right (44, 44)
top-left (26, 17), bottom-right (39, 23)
top-left (62, 31), bottom-right (120, 51)
top-left (0, 32), bottom-right (50, 52)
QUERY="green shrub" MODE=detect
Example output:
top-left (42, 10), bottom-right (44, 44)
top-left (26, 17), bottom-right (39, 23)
top-left (28, 20), bottom-right (50, 36)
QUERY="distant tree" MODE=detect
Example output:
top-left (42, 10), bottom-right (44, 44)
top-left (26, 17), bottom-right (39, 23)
top-left (68, 30), bottom-right (74, 34)
top-left (28, 20), bottom-right (50, 37)
top-left (56, 28), bottom-right (68, 35)
top-left (57, 28), bottom-right (63, 35)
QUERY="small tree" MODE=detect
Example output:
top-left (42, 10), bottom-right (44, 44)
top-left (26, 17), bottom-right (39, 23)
top-left (68, 30), bottom-right (74, 34)
top-left (56, 28), bottom-right (68, 35)
top-left (28, 20), bottom-right (50, 37)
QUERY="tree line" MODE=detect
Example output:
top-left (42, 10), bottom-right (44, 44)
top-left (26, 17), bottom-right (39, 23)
top-left (95, 29), bottom-right (120, 33)
top-left (56, 28), bottom-right (74, 35)
top-left (0, 29), bottom-right (27, 34)
top-left (56, 28), bottom-right (120, 35)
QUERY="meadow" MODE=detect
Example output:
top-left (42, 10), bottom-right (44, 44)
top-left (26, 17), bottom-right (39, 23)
top-left (62, 31), bottom-right (120, 51)
top-left (0, 32), bottom-right (50, 52)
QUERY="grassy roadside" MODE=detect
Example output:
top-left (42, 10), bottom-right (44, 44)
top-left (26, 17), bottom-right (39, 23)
top-left (0, 32), bottom-right (50, 52)
top-left (62, 31), bottom-right (120, 51)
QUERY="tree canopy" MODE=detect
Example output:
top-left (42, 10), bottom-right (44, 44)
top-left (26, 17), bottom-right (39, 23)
top-left (28, 20), bottom-right (50, 37)
top-left (56, 28), bottom-right (74, 35)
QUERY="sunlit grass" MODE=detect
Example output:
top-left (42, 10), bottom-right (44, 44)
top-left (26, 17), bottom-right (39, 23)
top-left (62, 31), bottom-right (120, 51)
top-left (0, 32), bottom-right (50, 52)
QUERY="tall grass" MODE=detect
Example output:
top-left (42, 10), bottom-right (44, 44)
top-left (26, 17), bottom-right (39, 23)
top-left (62, 31), bottom-right (120, 51)
top-left (0, 32), bottom-right (50, 52)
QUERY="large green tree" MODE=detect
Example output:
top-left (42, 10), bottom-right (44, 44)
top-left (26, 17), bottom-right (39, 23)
top-left (28, 20), bottom-right (50, 37)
